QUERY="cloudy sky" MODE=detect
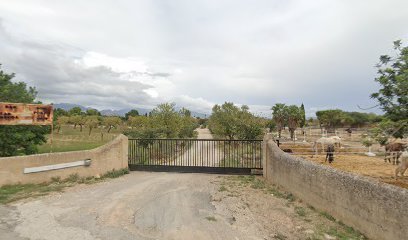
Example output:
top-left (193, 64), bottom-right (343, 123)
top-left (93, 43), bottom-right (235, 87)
top-left (0, 1), bottom-right (407, 117)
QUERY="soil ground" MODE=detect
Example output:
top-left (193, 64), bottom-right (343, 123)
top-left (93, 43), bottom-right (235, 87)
top-left (300, 154), bottom-right (408, 189)
top-left (0, 172), bottom-right (365, 240)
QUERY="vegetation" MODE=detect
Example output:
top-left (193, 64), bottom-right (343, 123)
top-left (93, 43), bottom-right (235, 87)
top-left (371, 40), bottom-right (408, 139)
top-left (38, 125), bottom-right (120, 153)
top-left (205, 216), bottom-right (217, 222)
top-left (125, 109), bottom-right (139, 120)
top-left (271, 103), bottom-right (303, 140)
top-left (0, 65), bottom-right (49, 157)
top-left (103, 116), bottom-right (122, 133)
top-left (0, 168), bottom-right (129, 204)
top-left (271, 103), bottom-right (287, 138)
top-left (316, 109), bottom-right (382, 131)
top-left (208, 102), bottom-right (263, 140)
top-left (125, 103), bottom-right (198, 139)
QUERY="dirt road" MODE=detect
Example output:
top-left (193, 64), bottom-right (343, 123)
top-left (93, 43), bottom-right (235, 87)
top-left (173, 128), bottom-right (222, 167)
top-left (0, 172), bottom-right (365, 240)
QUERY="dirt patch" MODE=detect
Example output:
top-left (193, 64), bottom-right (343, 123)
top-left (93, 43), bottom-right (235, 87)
top-left (212, 175), bottom-right (366, 240)
top-left (299, 154), bottom-right (408, 189)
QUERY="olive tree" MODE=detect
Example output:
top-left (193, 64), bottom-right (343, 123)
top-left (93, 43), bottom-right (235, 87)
top-left (0, 65), bottom-right (48, 156)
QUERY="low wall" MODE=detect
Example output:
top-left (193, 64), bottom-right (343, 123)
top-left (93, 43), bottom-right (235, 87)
top-left (263, 134), bottom-right (408, 240)
top-left (0, 134), bottom-right (128, 186)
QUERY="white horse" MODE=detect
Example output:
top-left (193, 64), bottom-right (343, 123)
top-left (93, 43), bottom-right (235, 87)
top-left (312, 136), bottom-right (341, 155)
top-left (330, 136), bottom-right (342, 148)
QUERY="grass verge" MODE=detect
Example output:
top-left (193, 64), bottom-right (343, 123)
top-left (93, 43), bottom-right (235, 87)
top-left (0, 168), bottom-right (129, 204)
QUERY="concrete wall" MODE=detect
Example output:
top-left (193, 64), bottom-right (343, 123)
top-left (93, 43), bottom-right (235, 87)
top-left (263, 134), bottom-right (408, 240)
top-left (0, 134), bottom-right (128, 186)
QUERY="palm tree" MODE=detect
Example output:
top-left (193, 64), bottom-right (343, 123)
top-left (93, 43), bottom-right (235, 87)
top-left (272, 103), bottom-right (287, 138)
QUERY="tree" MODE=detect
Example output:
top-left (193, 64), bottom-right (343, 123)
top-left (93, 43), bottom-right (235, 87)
top-left (128, 115), bottom-right (149, 129)
top-left (286, 105), bottom-right (302, 140)
top-left (150, 103), bottom-right (181, 138)
top-left (237, 106), bottom-right (263, 140)
top-left (54, 108), bottom-right (68, 117)
top-left (103, 116), bottom-right (122, 133)
top-left (69, 107), bottom-right (83, 116)
top-left (209, 102), bottom-right (241, 139)
top-left (178, 108), bottom-right (198, 138)
top-left (85, 116), bottom-right (100, 135)
top-left (125, 103), bottom-right (197, 139)
top-left (55, 116), bottom-right (69, 133)
top-left (315, 109), bottom-right (344, 131)
top-left (125, 109), bottom-right (139, 120)
top-left (0, 65), bottom-right (48, 156)
top-left (271, 103), bottom-right (287, 138)
top-left (209, 102), bottom-right (263, 140)
top-left (265, 119), bottom-right (276, 132)
top-left (86, 108), bottom-right (101, 116)
top-left (371, 40), bottom-right (408, 138)
top-left (69, 115), bottom-right (82, 130)
top-left (300, 103), bottom-right (306, 128)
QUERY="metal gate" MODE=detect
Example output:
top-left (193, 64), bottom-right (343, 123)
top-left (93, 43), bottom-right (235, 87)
top-left (128, 139), bottom-right (262, 174)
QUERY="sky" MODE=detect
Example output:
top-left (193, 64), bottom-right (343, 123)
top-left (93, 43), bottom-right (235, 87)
top-left (0, 0), bottom-right (407, 117)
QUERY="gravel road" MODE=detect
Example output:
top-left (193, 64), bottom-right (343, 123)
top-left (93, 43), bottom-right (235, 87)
top-left (0, 173), bottom-right (267, 240)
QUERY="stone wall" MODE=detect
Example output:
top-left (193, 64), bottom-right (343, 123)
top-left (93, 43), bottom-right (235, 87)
top-left (0, 134), bottom-right (128, 186)
top-left (263, 134), bottom-right (408, 240)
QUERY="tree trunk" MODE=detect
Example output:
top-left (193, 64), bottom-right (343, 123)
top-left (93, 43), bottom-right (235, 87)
top-left (80, 124), bottom-right (83, 132)
top-left (74, 124), bottom-right (77, 129)
top-left (108, 126), bottom-right (112, 133)
top-left (290, 129), bottom-right (294, 140)
top-left (88, 127), bottom-right (92, 136)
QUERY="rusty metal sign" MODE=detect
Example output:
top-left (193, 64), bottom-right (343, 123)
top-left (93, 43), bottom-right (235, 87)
top-left (0, 102), bottom-right (53, 125)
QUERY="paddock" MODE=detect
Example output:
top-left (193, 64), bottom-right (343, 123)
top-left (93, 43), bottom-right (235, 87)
top-left (277, 139), bottom-right (408, 189)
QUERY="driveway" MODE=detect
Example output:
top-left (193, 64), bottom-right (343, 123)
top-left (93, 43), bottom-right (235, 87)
top-left (0, 172), bottom-right (263, 240)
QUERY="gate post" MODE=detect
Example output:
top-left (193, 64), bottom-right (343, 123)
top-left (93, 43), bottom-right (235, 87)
top-left (262, 133), bottom-right (273, 179)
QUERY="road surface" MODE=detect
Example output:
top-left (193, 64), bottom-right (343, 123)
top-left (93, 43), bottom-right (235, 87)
top-left (173, 128), bottom-right (222, 167)
top-left (0, 173), bottom-right (270, 240)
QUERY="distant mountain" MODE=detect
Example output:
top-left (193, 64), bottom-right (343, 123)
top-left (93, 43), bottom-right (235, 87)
top-left (53, 103), bottom-right (207, 118)
top-left (100, 108), bottom-right (151, 117)
top-left (54, 103), bottom-right (90, 111)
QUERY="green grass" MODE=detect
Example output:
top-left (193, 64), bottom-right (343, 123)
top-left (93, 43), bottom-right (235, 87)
top-left (218, 185), bottom-right (228, 192)
top-left (323, 226), bottom-right (366, 240)
top-left (38, 125), bottom-right (122, 154)
top-left (0, 168), bottom-right (129, 204)
top-left (273, 233), bottom-right (287, 240)
top-left (205, 216), bottom-right (217, 222)
top-left (295, 206), bottom-right (307, 217)
top-left (320, 211), bottom-right (336, 222)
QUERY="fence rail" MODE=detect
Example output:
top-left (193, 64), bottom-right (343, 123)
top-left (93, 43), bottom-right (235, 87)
top-left (128, 138), bottom-right (263, 173)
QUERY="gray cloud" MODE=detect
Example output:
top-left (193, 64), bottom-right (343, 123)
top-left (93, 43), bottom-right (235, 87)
top-left (0, 1), bottom-right (407, 115)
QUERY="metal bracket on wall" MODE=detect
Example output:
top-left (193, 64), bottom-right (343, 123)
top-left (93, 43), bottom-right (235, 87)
top-left (23, 159), bottom-right (92, 174)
